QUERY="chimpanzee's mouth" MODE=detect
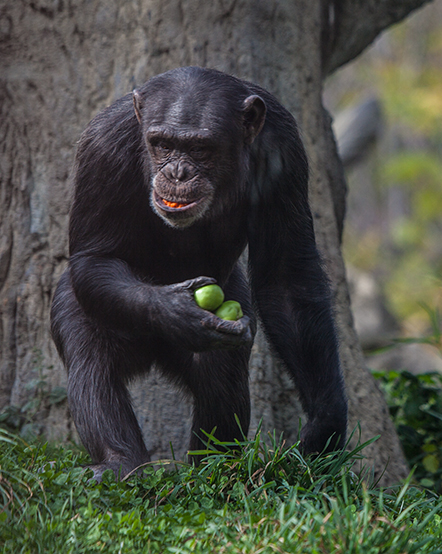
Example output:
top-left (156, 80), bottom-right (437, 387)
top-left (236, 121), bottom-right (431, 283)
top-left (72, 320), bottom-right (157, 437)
top-left (154, 190), bottom-right (201, 212)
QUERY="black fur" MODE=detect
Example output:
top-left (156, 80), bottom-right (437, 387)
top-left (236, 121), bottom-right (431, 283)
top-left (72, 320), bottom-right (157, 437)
top-left (51, 67), bottom-right (347, 480)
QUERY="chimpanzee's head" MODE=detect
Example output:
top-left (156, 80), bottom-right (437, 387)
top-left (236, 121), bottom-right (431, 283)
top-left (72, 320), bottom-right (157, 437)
top-left (133, 67), bottom-right (266, 228)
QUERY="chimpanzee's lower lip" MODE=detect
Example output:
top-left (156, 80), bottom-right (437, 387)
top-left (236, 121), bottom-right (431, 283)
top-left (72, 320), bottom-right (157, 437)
top-left (154, 191), bottom-right (201, 212)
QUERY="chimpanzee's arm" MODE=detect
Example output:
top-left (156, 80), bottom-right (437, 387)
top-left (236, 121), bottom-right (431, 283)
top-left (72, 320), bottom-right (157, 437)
top-left (248, 212), bottom-right (347, 452)
top-left (247, 121), bottom-right (347, 453)
top-left (68, 253), bottom-right (252, 351)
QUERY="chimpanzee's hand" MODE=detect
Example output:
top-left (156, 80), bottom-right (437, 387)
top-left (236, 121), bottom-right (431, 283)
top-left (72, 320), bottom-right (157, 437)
top-left (156, 276), bottom-right (253, 352)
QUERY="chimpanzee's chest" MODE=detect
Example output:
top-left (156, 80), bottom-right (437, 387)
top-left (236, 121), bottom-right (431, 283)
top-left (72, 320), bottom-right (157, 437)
top-left (131, 211), bottom-right (249, 287)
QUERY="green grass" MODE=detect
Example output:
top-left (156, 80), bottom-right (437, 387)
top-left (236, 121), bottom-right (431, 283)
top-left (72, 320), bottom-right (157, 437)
top-left (1, 427), bottom-right (442, 553)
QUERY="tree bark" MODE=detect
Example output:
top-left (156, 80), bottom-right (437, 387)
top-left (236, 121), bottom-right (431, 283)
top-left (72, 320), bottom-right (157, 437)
top-left (322, 0), bottom-right (433, 74)
top-left (0, 0), bottom-right (428, 484)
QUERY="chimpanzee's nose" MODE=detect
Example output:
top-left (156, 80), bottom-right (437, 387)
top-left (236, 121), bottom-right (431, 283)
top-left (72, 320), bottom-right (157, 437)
top-left (163, 161), bottom-right (196, 182)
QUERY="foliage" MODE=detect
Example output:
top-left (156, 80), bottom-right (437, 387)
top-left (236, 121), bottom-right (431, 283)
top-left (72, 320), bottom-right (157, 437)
top-left (1, 428), bottom-right (442, 553)
top-left (374, 369), bottom-right (442, 493)
top-left (372, 304), bottom-right (442, 492)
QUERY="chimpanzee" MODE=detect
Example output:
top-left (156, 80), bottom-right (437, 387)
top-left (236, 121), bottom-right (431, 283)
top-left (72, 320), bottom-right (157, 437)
top-left (51, 66), bottom-right (347, 480)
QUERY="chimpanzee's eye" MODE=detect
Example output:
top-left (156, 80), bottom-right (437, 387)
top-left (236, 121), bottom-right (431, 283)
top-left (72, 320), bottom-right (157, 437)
top-left (149, 140), bottom-right (173, 158)
top-left (156, 142), bottom-right (171, 152)
top-left (190, 145), bottom-right (207, 159)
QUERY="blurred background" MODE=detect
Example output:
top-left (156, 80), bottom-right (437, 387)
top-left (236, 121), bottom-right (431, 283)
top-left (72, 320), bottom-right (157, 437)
top-left (324, 1), bottom-right (442, 373)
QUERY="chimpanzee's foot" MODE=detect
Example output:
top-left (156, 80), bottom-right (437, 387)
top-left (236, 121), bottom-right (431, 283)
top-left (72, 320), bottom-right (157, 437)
top-left (85, 456), bottom-right (150, 482)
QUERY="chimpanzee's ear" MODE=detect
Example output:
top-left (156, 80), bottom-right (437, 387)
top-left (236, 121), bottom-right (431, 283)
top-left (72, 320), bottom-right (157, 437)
top-left (133, 90), bottom-right (143, 124)
top-left (242, 95), bottom-right (266, 145)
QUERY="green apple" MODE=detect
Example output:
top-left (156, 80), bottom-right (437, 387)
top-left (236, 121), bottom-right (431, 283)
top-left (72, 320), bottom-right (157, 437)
top-left (215, 300), bottom-right (244, 321)
top-left (194, 284), bottom-right (225, 311)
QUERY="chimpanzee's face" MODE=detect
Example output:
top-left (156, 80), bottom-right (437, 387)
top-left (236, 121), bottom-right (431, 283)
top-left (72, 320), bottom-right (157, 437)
top-left (145, 126), bottom-right (220, 228)
top-left (133, 75), bottom-right (266, 229)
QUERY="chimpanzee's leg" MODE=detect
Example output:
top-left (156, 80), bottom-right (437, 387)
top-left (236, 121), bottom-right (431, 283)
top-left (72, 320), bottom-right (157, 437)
top-left (157, 335), bottom-right (252, 459)
top-left (51, 271), bottom-right (151, 480)
top-left (187, 347), bottom-right (252, 455)
top-left (159, 263), bottom-right (256, 457)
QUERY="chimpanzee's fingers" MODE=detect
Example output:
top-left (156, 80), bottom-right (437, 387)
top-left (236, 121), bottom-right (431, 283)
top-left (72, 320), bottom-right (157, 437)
top-left (178, 276), bottom-right (217, 292)
top-left (202, 315), bottom-right (251, 336)
top-left (217, 315), bottom-right (251, 336)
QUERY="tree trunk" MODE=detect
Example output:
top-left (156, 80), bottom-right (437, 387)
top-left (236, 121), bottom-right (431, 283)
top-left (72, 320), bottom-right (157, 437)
top-left (0, 0), bottom-right (427, 484)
